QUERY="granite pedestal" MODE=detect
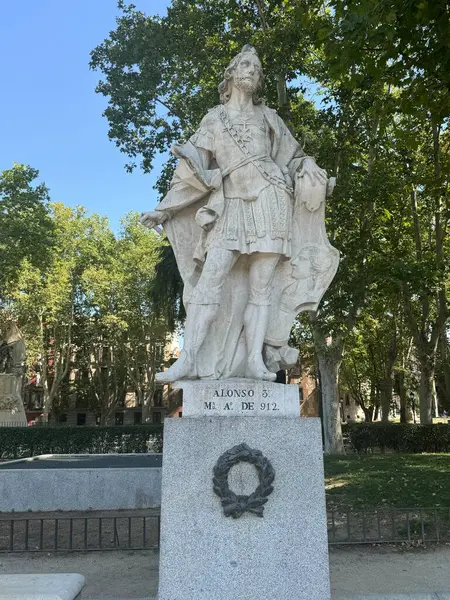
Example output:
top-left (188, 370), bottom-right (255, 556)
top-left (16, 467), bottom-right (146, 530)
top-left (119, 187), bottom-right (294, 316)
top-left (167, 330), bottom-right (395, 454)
top-left (157, 380), bottom-right (330, 600)
top-left (0, 374), bottom-right (27, 426)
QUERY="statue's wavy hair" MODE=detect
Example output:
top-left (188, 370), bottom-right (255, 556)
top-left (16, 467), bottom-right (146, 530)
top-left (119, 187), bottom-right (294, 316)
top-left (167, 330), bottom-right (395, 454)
top-left (218, 44), bottom-right (264, 105)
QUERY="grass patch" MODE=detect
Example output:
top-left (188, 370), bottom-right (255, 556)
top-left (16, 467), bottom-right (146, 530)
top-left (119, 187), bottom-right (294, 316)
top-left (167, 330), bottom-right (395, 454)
top-left (324, 453), bottom-right (450, 510)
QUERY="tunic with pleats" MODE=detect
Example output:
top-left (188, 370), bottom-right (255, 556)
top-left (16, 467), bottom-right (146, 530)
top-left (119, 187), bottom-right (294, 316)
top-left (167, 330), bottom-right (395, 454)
top-left (190, 105), bottom-right (294, 258)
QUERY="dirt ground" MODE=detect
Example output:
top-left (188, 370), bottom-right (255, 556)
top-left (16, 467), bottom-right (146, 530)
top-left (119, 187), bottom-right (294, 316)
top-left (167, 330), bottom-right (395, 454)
top-left (1, 545), bottom-right (450, 598)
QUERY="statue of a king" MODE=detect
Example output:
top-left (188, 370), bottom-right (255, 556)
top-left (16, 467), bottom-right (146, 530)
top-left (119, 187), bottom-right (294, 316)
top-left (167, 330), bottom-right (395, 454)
top-left (141, 45), bottom-right (339, 383)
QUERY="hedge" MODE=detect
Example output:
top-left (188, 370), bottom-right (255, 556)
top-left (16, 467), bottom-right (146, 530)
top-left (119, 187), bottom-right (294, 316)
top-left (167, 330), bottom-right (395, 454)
top-left (0, 425), bottom-right (164, 460)
top-left (343, 422), bottom-right (450, 454)
top-left (4, 422), bottom-right (449, 460)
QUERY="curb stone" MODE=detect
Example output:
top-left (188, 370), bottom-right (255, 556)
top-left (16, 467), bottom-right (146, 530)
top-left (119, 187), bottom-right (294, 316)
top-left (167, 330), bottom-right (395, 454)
top-left (336, 594), bottom-right (443, 600)
top-left (86, 592), bottom-right (450, 600)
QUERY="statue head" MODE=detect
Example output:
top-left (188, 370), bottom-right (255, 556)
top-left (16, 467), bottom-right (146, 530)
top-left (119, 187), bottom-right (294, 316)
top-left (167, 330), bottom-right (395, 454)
top-left (219, 44), bottom-right (264, 105)
top-left (5, 322), bottom-right (23, 344)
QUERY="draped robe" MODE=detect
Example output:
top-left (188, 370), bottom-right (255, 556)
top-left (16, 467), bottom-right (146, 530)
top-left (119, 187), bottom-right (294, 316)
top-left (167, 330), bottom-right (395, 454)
top-left (158, 104), bottom-right (339, 378)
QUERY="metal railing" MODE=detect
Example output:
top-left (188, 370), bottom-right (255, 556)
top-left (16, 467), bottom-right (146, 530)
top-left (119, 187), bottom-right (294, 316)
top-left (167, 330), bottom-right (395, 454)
top-left (327, 507), bottom-right (450, 545)
top-left (0, 507), bottom-right (448, 552)
top-left (0, 510), bottom-right (160, 553)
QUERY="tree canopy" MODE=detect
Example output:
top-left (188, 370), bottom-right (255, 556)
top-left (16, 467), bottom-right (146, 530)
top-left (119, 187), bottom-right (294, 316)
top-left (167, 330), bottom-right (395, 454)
top-left (89, 0), bottom-right (450, 450)
top-left (0, 164), bottom-right (54, 305)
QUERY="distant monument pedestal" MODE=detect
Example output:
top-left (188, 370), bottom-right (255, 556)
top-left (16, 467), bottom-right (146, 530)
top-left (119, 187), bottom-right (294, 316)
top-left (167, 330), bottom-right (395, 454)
top-left (0, 374), bottom-right (27, 426)
top-left (157, 380), bottom-right (331, 600)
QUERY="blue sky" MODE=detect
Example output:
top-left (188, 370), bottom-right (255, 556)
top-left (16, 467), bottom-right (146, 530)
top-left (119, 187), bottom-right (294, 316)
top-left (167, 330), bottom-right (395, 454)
top-left (0, 1), bottom-right (325, 234)
top-left (0, 0), bottom-right (169, 233)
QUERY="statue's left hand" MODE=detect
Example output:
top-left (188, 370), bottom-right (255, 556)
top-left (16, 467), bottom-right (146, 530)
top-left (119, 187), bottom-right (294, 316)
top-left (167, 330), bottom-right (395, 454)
top-left (195, 207), bottom-right (217, 231)
top-left (296, 158), bottom-right (328, 187)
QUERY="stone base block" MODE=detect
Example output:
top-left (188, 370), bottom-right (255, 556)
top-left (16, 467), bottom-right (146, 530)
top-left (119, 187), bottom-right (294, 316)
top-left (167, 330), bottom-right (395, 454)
top-left (0, 374), bottom-right (27, 426)
top-left (0, 573), bottom-right (85, 599)
top-left (174, 378), bottom-right (300, 418)
top-left (158, 416), bottom-right (330, 600)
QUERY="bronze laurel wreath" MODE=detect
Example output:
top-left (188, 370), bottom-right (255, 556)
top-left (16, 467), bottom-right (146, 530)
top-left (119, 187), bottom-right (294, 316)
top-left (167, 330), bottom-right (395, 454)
top-left (212, 443), bottom-right (275, 519)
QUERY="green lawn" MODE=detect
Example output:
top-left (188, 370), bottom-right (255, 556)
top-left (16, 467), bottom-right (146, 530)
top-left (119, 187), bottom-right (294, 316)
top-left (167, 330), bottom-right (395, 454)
top-left (324, 454), bottom-right (450, 511)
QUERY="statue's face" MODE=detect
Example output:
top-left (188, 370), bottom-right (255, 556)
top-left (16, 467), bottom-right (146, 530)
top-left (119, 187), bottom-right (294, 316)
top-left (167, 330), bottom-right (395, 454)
top-left (233, 53), bottom-right (262, 94)
top-left (291, 252), bottom-right (312, 281)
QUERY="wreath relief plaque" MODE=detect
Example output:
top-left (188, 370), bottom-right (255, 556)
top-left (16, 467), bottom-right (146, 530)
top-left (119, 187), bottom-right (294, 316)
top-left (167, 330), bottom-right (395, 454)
top-left (212, 443), bottom-right (275, 518)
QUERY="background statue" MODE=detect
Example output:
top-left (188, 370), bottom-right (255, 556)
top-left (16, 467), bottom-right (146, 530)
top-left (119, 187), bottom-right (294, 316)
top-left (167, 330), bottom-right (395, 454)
top-left (0, 342), bottom-right (12, 374)
top-left (141, 45), bottom-right (339, 382)
top-left (0, 322), bottom-right (26, 375)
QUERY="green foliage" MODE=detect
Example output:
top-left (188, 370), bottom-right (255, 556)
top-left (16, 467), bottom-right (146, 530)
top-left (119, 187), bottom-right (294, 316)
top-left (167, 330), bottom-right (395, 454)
top-left (344, 423), bottom-right (450, 454)
top-left (6, 201), bottom-right (171, 420)
top-left (0, 164), bottom-right (54, 303)
top-left (0, 425), bottom-right (163, 460)
top-left (90, 0), bottom-right (320, 185)
top-left (74, 212), bottom-right (170, 422)
top-left (10, 204), bottom-right (122, 418)
top-left (89, 0), bottom-right (450, 437)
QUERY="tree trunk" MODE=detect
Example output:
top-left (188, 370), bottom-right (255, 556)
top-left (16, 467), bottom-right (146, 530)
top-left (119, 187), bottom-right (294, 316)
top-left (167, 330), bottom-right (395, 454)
top-left (396, 371), bottom-right (411, 424)
top-left (362, 405), bottom-right (373, 422)
top-left (317, 352), bottom-right (344, 454)
top-left (142, 392), bottom-right (152, 424)
top-left (39, 315), bottom-right (51, 423)
top-left (42, 383), bottom-right (51, 423)
top-left (441, 333), bottom-right (450, 406)
top-left (379, 380), bottom-right (392, 423)
top-left (419, 358), bottom-right (436, 424)
top-left (381, 334), bottom-right (397, 422)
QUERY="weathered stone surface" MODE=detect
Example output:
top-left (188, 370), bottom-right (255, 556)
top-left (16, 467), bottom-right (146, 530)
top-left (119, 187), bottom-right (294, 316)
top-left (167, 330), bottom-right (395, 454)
top-left (0, 573), bottom-right (85, 600)
top-left (141, 44), bottom-right (338, 383)
top-left (0, 466), bottom-right (161, 512)
top-left (175, 378), bottom-right (300, 418)
top-left (158, 416), bottom-right (330, 600)
top-left (146, 596), bottom-right (443, 600)
top-left (0, 374), bottom-right (27, 426)
top-left (337, 595), bottom-right (441, 600)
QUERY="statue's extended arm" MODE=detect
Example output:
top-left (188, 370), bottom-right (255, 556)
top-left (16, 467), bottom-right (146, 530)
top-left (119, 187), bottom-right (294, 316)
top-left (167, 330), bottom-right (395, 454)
top-left (140, 140), bottom-right (216, 230)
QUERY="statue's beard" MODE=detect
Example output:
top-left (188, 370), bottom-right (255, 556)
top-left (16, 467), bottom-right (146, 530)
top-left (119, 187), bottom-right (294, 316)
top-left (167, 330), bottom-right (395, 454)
top-left (233, 76), bottom-right (258, 94)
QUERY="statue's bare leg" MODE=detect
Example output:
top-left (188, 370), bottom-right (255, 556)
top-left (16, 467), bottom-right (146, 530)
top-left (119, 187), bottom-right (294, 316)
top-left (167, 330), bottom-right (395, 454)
top-left (244, 253), bottom-right (280, 381)
top-left (156, 248), bottom-right (237, 383)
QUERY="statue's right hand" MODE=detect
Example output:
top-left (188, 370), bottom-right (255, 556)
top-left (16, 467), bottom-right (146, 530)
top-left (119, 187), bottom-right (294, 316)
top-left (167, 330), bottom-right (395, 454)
top-left (139, 211), bottom-right (168, 229)
top-left (195, 207), bottom-right (217, 231)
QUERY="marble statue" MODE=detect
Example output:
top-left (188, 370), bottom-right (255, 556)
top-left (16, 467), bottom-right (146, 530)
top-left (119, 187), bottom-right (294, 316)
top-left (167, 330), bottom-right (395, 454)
top-left (141, 45), bottom-right (339, 383)
top-left (0, 322), bottom-right (27, 424)
top-left (0, 322), bottom-right (26, 375)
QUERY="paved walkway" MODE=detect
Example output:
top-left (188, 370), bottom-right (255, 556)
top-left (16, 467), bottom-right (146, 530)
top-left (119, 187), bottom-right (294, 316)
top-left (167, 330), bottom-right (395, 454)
top-left (1, 546), bottom-right (450, 598)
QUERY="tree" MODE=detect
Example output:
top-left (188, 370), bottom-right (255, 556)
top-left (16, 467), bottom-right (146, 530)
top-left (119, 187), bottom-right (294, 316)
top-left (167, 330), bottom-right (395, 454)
top-left (117, 214), bottom-right (169, 422)
top-left (76, 212), bottom-right (169, 424)
top-left (90, 0), bottom-right (351, 452)
top-left (90, 0), bottom-right (449, 445)
top-left (436, 329), bottom-right (450, 413)
top-left (12, 204), bottom-right (114, 421)
top-left (307, 0), bottom-right (449, 427)
top-left (0, 164), bottom-right (53, 306)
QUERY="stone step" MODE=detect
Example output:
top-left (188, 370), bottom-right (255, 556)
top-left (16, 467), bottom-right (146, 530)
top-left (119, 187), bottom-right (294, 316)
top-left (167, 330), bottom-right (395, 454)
top-left (0, 573), bottom-right (85, 600)
top-left (84, 595), bottom-right (450, 600)
top-left (86, 592), bottom-right (450, 600)
top-left (338, 595), bottom-right (448, 600)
